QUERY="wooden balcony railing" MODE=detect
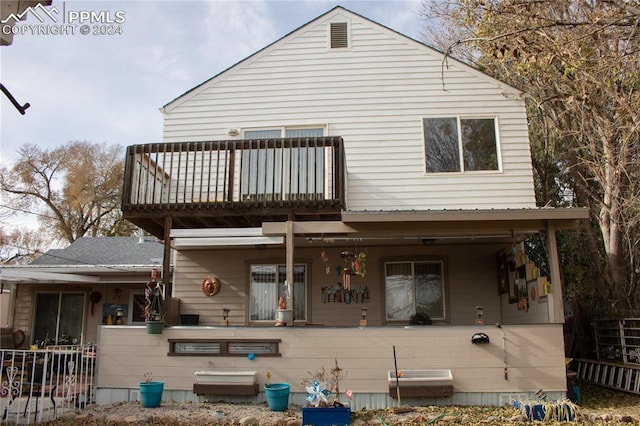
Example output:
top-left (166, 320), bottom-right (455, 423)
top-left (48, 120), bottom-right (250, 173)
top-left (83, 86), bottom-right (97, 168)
top-left (122, 137), bottom-right (345, 234)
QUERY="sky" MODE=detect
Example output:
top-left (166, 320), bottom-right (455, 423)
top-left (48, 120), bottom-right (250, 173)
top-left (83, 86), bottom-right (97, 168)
top-left (0, 0), bottom-right (427, 229)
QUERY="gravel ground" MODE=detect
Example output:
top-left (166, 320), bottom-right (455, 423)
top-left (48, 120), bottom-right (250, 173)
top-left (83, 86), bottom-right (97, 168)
top-left (40, 384), bottom-right (640, 425)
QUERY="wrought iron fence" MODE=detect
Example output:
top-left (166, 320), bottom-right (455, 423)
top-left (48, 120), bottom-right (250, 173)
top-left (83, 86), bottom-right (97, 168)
top-left (1, 345), bottom-right (95, 424)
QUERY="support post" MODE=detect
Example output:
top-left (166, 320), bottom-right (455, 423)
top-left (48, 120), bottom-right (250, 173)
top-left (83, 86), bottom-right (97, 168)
top-left (545, 222), bottom-right (565, 323)
top-left (286, 220), bottom-right (294, 326)
top-left (163, 216), bottom-right (174, 322)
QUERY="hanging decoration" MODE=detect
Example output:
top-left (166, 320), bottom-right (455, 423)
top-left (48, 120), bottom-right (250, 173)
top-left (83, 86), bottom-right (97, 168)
top-left (89, 291), bottom-right (102, 316)
top-left (202, 276), bottom-right (221, 297)
top-left (321, 284), bottom-right (369, 304)
top-left (321, 250), bottom-right (331, 275)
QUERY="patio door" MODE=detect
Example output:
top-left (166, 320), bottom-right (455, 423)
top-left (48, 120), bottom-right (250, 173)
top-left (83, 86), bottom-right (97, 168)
top-left (33, 292), bottom-right (85, 346)
top-left (240, 128), bottom-right (325, 201)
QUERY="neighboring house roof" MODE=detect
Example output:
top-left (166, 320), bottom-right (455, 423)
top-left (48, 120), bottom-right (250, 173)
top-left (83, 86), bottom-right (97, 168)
top-left (162, 5), bottom-right (521, 113)
top-left (1, 236), bottom-right (166, 283)
top-left (30, 236), bottom-right (164, 266)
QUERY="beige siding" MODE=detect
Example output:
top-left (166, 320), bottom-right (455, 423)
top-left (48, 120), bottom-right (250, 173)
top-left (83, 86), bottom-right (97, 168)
top-left (161, 9), bottom-right (536, 211)
top-left (169, 242), bottom-right (550, 329)
top-left (96, 324), bottom-right (566, 398)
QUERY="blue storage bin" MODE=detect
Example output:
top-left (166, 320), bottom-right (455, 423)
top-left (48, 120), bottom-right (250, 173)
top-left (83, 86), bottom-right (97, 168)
top-left (302, 406), bottom-right (350, 426)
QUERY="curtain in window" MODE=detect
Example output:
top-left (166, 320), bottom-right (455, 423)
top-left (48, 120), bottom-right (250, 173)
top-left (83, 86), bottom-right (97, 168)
top-left (385, 263), bottom-right (415, 320)
top-left (241, 130), bottom-right (282, 199)
top-left (285, 128), bottom-right (324, 198)
top-left (250, 265), bottom-right (278, 321)
top-left (385, 262), bottom-right (445, 320)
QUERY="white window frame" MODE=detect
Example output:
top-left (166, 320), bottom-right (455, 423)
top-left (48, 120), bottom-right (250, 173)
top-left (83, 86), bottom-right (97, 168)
top-left (249, 263), bottom-right (307, 323)
top-left (240, 126), bottom-right (328, 200)
top-left (423, 116), bottom-right (502, 174)
top-left (384, 260), bottom-right (446, 322)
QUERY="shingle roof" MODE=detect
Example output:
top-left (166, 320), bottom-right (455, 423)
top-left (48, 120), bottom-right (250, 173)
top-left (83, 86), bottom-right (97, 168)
top-left (30, 236), bottom-right (164, 266)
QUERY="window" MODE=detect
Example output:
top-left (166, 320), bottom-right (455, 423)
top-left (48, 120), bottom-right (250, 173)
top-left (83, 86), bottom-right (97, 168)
top-left (423, 117), bottom-right (499, 173)
top-left (168, 339), bottom-right (281, 356)
top-left (249, 264), bottom-right (306, 322)
top-left (33, 292), bottom-right (85, 345)
top-left (385, 261), bottom-right (445, 321)
top-left (330, 22), bottom-right (348, 48)
top-left (129, 291), bottom-right (146, 324)
top-left (241, 127), bottom-right (325, 200)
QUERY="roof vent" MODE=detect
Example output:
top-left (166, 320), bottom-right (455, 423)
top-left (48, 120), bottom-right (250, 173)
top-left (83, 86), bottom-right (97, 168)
top-left (330, 22), bottom-right (348, 49)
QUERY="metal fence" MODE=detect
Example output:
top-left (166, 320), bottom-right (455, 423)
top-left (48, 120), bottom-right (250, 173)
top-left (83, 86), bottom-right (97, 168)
top-left (1, 345), bottom-right (95, 424)
top-left (593, 318), bottom-right (640, 364)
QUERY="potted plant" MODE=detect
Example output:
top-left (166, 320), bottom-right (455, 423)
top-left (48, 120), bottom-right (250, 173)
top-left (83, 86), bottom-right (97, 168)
top-left (264, 370), bottom-right (291, 412)
top-left (275, 296), bottom-right (293, 326)
top-left (144, 269), bottom-right (165, 334)
top-left (302, 358), bottom-right (351, 426)
top-left (139, 372), bottom-right (164, 408)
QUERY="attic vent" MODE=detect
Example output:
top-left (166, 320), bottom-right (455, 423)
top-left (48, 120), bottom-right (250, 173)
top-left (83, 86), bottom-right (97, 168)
top-left (330, 22), bottom-right (348, 48)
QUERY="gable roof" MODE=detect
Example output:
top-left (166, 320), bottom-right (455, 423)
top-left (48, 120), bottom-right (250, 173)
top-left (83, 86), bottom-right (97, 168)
top-left (162, 5), bottom-right (521, 113)
top-left (30, 236), bottom-right (164, 266)
top-left (1, 236), bottom-right (166, 284)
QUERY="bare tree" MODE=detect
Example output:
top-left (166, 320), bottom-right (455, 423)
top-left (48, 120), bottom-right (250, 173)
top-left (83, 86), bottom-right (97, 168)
top-left (0, 141), bottom-right (136, 245)
top-left (422, 0), bottom-right (640, 313)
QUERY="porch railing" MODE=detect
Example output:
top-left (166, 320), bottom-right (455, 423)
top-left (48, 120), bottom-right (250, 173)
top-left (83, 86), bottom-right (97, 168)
top-left (1, 345), bottom-right (95, 424)
top-left (122, 137), bottom-right (345, 209)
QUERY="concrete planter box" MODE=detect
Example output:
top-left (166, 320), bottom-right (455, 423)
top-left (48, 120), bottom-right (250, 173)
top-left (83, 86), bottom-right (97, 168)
top-left (194, 371), bottom-right (257, 385)
top-left (193, 371), bottom-right (259, 396)
top-left (388, 369), bottom-right (453, 386)
top-left (388, 369), bottom-right (454, 398)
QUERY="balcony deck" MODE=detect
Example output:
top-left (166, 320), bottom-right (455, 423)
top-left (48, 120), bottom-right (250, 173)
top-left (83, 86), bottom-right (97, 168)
top-left (122, 137), bottom-right (345, 237)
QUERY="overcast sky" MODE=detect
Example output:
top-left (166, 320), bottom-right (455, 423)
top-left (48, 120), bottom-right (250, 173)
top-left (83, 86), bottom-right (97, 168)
top-left (1, 0), bottom-right (426, 163)
top-left (0, 0), bottom-right (426, 229)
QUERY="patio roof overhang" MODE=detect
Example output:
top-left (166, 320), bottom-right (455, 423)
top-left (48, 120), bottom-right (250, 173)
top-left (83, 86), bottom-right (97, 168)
top-left (260, 207), bottom-right (589, 242)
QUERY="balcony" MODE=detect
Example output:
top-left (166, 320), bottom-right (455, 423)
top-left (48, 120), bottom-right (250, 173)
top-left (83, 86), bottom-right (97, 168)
top-left (122, 137), bottom-right (345, 238)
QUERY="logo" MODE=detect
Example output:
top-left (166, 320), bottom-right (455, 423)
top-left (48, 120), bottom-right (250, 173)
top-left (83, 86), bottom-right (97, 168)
top-left (2, 2), bottom-right (126, 38)
top-left (1, 3), bottom-right (60, 24)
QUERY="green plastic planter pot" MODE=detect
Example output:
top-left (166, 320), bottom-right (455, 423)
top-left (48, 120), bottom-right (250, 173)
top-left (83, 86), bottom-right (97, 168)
top-left (264, 383), bottom-right (290, 411)
top-left (139, 381), bottom-right (164, 408)
top-left (146, 321), bottom-right (164, 334)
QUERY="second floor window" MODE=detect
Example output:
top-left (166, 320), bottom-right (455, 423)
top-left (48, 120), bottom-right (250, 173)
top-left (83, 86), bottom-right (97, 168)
top-left (423, 117), bottom-right (499, 173)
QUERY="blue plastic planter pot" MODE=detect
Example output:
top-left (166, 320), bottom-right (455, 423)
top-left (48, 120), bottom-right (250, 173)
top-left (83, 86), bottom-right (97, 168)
top-left (139, 381), bottom-right (164, 408)
top-left (264, 383), bottom-right (290, 411)
top-left (302, 406), bottom-right (351, 426)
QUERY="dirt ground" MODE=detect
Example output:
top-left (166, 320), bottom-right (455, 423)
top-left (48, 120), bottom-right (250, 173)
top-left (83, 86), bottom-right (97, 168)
top-left (40, 383), bottom-right (639, 425)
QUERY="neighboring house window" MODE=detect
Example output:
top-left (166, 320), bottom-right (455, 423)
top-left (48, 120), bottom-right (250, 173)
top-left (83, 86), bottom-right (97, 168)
top-left (129, 291), bottom-right (147, 324)
top-left (423, 117), bottom-right (499, 173)
top-left (241, 127), bottom-right (325, 200)
top-left (385, 261), bottom-right (445, 321)
top-left (330, 22), bottom-right (348, 48)
top-left (33, 292), bottom-right (85, 345)
top-left (249, 264), bottom-right (306, 322)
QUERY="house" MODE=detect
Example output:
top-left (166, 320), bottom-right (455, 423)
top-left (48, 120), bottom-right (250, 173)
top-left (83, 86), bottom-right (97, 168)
top-left (97, 6), bottom-right (588, 409)
top-left (1, 236), bottom-right (167, 347)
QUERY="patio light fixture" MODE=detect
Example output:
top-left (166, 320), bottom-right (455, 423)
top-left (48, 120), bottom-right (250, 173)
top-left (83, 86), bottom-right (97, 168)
top-left (222, 308), bottom-right (230, 326)
top-left (360, 307), bottom-right (368, 327)
top-left (475, 306), bottom-right (484, 325)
